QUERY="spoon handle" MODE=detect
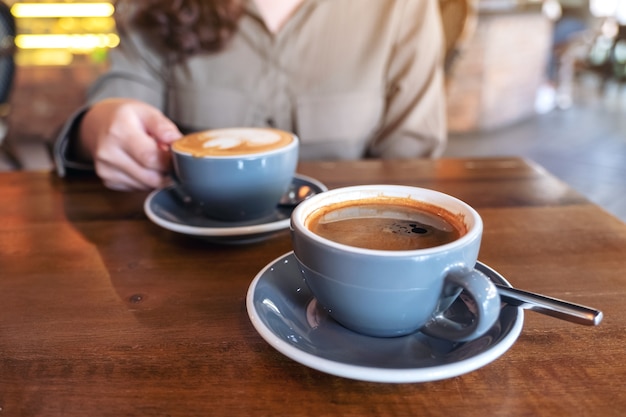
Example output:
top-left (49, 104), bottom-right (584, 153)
top-left (495, 284), bottom-right (603, 326)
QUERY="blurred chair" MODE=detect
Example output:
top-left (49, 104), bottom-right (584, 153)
top-left (0, 0), bottom-right (15, 169)
top-left (553, 18), bottom-right (626, 107)
top-left (439, 0), bottom-right (477, 77)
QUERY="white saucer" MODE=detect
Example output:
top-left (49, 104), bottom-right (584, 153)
top-left (144, 174), bottom-right (327, 243)
top-left (246, 252), bottom-right (524, 383)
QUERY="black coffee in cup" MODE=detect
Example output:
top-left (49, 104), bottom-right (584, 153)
top-left (306, 197), bottom-right (466, 251)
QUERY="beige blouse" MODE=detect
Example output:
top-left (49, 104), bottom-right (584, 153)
top-left (55, 0), bottom-right (446, 174)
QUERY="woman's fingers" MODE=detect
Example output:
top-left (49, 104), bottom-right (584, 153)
top-left (94, 144), bottom-right (166, 190)
top-left (121, 103), bottom-right (182, 173)
top-left (82, 98), bottom-right (182, 191)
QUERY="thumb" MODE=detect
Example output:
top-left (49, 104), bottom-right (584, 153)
top-left (141, 108), bottom-right (183, 145)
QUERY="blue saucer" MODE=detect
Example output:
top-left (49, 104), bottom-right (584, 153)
top-left (144, 174), bottom-right (327, 243)
top-left (247, 252), bottom-right (524, 383)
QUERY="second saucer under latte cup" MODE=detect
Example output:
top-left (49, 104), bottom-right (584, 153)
top-left (171, 127), bottom-right (299, 222)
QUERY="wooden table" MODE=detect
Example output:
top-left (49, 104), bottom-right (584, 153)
top-left (1, 157), bottom-right (624, 416)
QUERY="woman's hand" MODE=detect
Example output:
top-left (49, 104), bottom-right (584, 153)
top-left (78, 98), bottom-right (183, 191)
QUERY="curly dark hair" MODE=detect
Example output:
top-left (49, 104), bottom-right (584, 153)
top-left (114, 0), bottom-right (244, 62)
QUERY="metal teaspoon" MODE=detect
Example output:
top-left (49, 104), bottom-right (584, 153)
top-left (496, 284), bottom-right (603, 326)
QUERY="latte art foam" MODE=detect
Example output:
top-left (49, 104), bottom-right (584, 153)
top-left (172, 128), bottom-right (294, 157)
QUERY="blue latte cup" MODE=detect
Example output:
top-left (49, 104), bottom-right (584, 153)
top-left (171, 127), bottom-right (299, 222)
top-left (290, 185), bottom-right (501, 341)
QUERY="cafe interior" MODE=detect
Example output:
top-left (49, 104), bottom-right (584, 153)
top-left (0, 0), bottom-right (625, 221)
top-left (1, 0), bottom-right (626, 415)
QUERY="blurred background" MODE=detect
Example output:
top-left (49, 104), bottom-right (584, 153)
top-left (0, 0), bottom-right (624, 220)
top-left (0, 0), bottom-right (116, 170)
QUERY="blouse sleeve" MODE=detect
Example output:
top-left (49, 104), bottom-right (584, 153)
top-left (368, 0), bottom-right (447, 159)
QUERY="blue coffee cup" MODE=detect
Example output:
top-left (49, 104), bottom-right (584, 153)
top-left (172, 128), bottom-right (299, 221)
top-left (290, 185), bottom-right (501, 341)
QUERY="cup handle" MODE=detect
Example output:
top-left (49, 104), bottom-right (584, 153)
top-left (421, 268), bottom-right (501, 342)
top-left (167, 171), bottom-right (194, 205)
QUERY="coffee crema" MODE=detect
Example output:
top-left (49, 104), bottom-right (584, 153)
top-left (306, 197), bottom-right (467, 251)
top-left (172, 128), bottom-right (294, 157)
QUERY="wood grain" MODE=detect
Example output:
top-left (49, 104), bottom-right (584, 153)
top-left (0, 157), bottom-right (624, 417)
